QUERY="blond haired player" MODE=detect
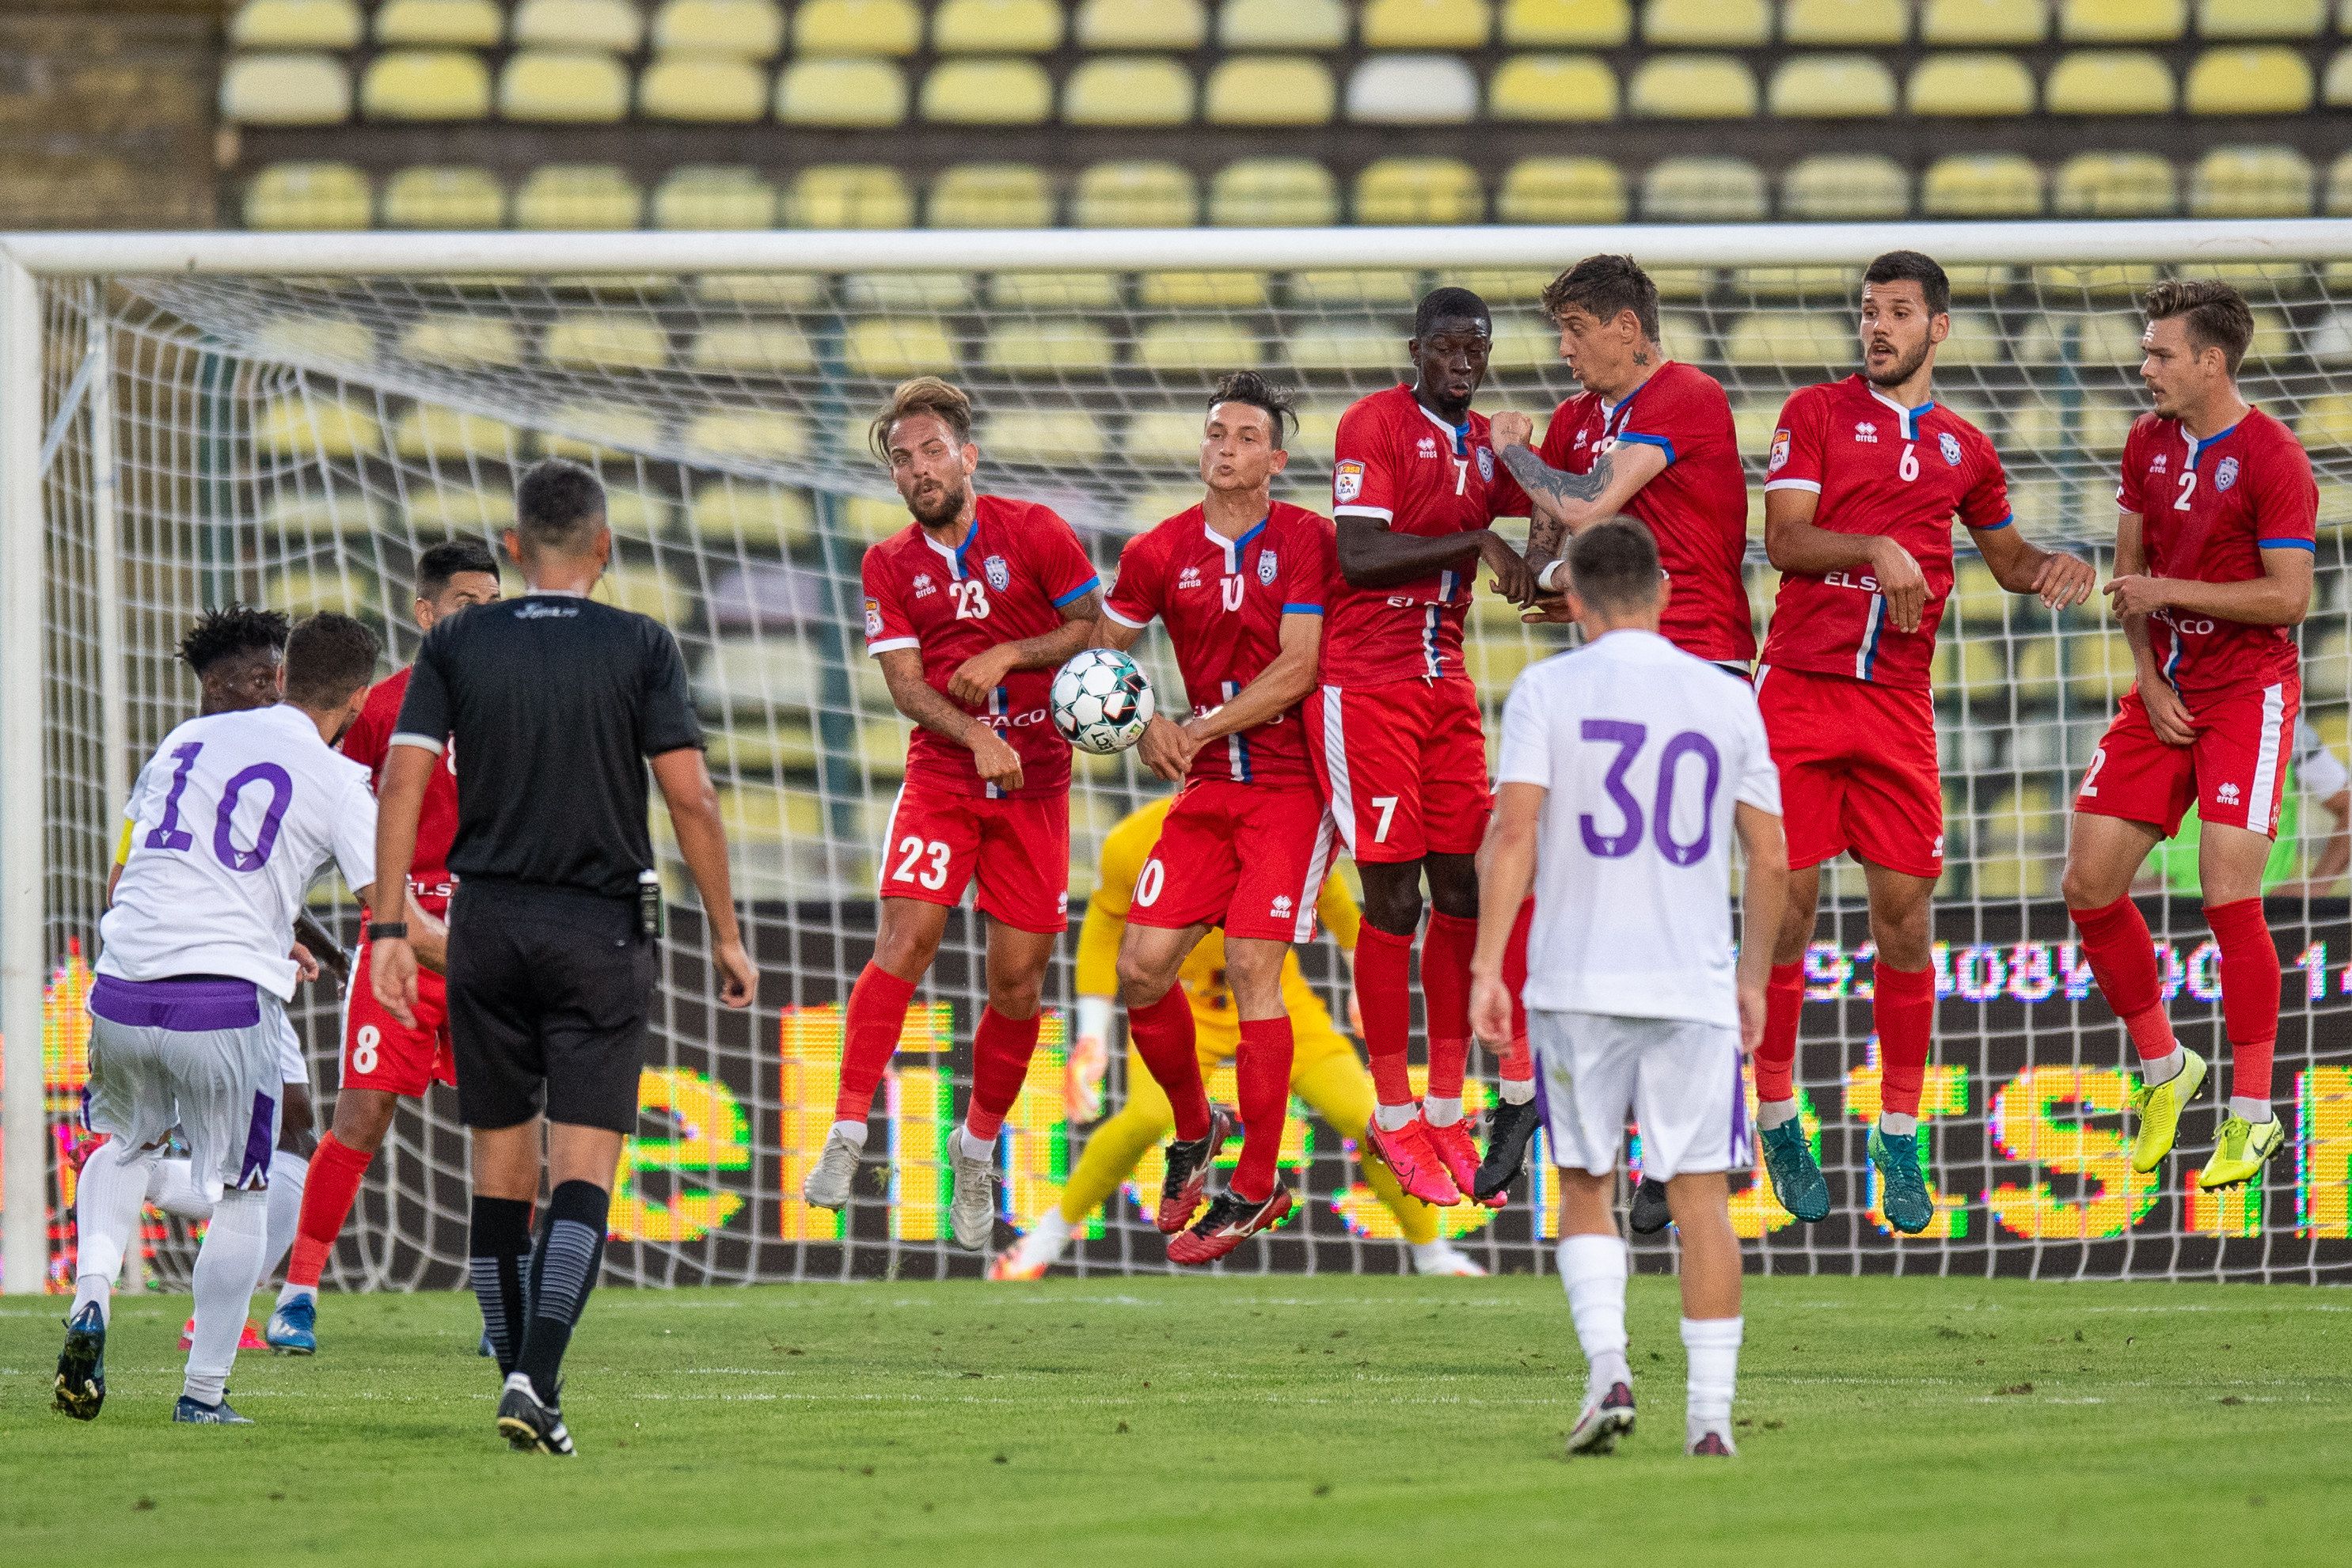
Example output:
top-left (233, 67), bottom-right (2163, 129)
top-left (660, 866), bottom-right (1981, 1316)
top-left (991, 797), bottom-right (1483, 1279)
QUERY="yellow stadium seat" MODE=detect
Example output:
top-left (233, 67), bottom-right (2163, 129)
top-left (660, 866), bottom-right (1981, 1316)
top-left (265, 567), bottom-right (378, 622)
top-left (1784, 0), bottom-right (1909, 41)
top-left (543, 315), bottom-right (670, 372)
top-left (514, 164), bottom-right (644, 228)
top-left (376, 0), bottom-right (501, 44)
top-left (788, 165), bottom-right (914, 226)
top-left (225, 54), bottom-right (352, 124)
top-left (1641, 157), bottom-right (1769, 220)
top-left (1489, 54), bottom-right (1618, 119)
top-left (1497, 157), bottom-right (1628, 222)
top-left (405, 484), bottom-right (514, 535)
top-left (260, 488), bottom-right (389, 540)
top-left (1628, 55), bottom-right (1761, 117)
top-left (595, 565), bottom-right (690, 625)
top-left (684, 410), bottom-right (811, 462)
top-left (2327, 47), bottom-right (2352, 106)
top-left (689, 322), bottom-right (815, 374)
top-left (2301, 394), bottom-right (2352, 448)
top-left (1218, 0), bottom-right (1348, 47)
top-left (1204, 57), bottom-right (1338, 124)
top-left (514, 0), bottom-right (643, 49)
top-left (1072, 161), bottom-right (1199, 226)
top-left (990, 271), bottom-right (1121, 308)
top-left (1362, 0), bottom-right (1494, 47)
top-left (933, 0), bottom-right (1063, 51)
top-left (2198, 0), bottom-right (2324, 36)
top-left (361, 50), bottom-right (492, 120)
top-left (690, 483), bottom-right (815, 552)
top-left (1066, 58), bottom-right (1196, 125)
top-left (652, 0), bottom-right (785, 55)
top-left (1136, 318), bottom-right (1262, 372)
top-left (234, 0), bottom-right (363, 47)
top-left (983, 321), bottom-right (1118, 375)
top-left (244, 163), bottom-right (371, 228)
top-left (1289, 324), bottom-right (1402, 374)
top-left (1291, 270), bottom-right (1418, 306)
top-left (2059, 0), bottom-right (2185, 39)
top-left (1908, 52), bottom-right (2036, 114)
top-left (1503, 0), bottom-right (1631, 42)
top-left (843, 272), bottom-right (975, 309)
top-left (1781, 154), bottom-right (1910, 219)
top-left (654, 166), bottom-right (777, 228)
top-left (845, 317), bottom-right (959, 378)
top-left (1643, 0), bottom-right (1769, 44)
top-left (921, 59), bottom-right (1052, 123)
top-left (929, 164), bottom-right (1054, 227)
top-left (1347, 55), bottom-right (1480, 122)
top-left (796, 0), bottom-right (922, 54)
top-left (777, 59), bottom-right (908, 125)
top-left (255, 396), bottom-right (382, 457)
top-left (2186, 47), bottom-right (2313, 112)
top-left (2044, 51), bottom-right (2175, 113)
top-left (1138, 271), bottom-right (1269, 308)
top-left (982, 410), bottom-right (1109, 465)
top-left (2052, 150), bottom-right (2176, 215)
top-left (381, 165), bottom-right (504, 227)
top-left (1121, 408), bottom-right (1210, 466)
top-left (393, 406), bottom-right (518, 461)
top-left (1731, 264), bottom-right (1860, 301)
top-left (2190, 145), bottom-right (2315, 216)
top-left (399, 313), bottom-right (522, 366)
top-left (1921, 153), bottom-right (2044, 216)
top-left (1355, 158), bottom-right (1484, 223)
top-left (1769, 55), bottom-right (1899, 117)
top-left (640, 55), bottom-right (768, 120)
top-left (500, 51), bottom-right (630, 122)
top-left (1079, 0), bottom-right (1210, 47)
top-left (1210, 159), bottom-right (1340, 225)
top-left (1921, 0), bottom-right (2048, 41)
top-left (1724, 313), bottom-right (1854, 368)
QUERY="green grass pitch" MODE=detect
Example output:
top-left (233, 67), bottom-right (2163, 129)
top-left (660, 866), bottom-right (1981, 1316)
top-left (4, 1274), bottom-right (2347, 1566)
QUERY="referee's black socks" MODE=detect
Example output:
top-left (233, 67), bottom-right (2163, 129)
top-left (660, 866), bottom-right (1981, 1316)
top-left (468, 1195), bottom-right (533, 1376)
top-left (516, 1180), bottom-right (610, 1399)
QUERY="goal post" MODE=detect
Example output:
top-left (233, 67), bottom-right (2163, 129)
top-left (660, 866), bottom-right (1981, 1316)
top-left (6, 219), bottom-right (2352, 1294)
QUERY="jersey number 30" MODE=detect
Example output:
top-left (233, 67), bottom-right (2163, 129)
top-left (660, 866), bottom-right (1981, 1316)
top-left (143, 741), bottom-right (294, 873)
top-left (1579, 719), bottom-right (1723, 865)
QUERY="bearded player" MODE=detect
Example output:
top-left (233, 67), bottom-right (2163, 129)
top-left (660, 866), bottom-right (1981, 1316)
top-left (265, 541), bottom-right (501, 1354)
top-left (1317, 287), bottom-right (1538, 1209)
top-left (802, 378), bottom-right (1101, 1251)
top-left (1753, 251), bottom-right (2095, 1234)
top-left (2061, 280), bottom-right (2317, 1191)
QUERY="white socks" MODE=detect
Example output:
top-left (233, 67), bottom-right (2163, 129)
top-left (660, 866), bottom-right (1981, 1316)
top-left (184, 1188), bottom-right (268, 1405)
top-left (145, 1156), bottom-right (214, 1221)
top-left (2142, 1046), bottom-right (2186, 1088)
top-left (1757, 1098), bottom-right (1799, 1131)
top-left (1014, 1210), bottom-right (1072, 1267)
top-left (830, 1118), bottom-right (870, 1149)
top-left (1879, 1111), bottom-right (1920, 1137)
top-left (1496, 1076), bottom-right (1534, 1107)
top-left (1373, 1101), bottom-right (1417, 1133)
top-left (1681, 1316), bottom-right (1744, 1452)
top-left (1421, 1095), bottom-right (1464, 1129)
top-left (1558, 1232), bottom-right (1631, 1399)
top-left (71, 1138), bottom-right (158, 1325)
top-left (261, 1148), bottom-right (309, 1289)
top-left (2230, 1096), bottom-right (2273, 1126)
top-left (952, 1125), bottom-right (994, 1161)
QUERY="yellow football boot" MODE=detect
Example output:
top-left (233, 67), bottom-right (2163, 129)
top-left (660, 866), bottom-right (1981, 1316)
top-left (2127, 1049), bottom-right (2207, 1174)
top-left (2196, 1113), bottom-right (2283, 1190)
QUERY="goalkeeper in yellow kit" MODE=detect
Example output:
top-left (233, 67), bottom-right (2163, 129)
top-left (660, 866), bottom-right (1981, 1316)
top-left (990, 798), bottom-right (1484, 1278)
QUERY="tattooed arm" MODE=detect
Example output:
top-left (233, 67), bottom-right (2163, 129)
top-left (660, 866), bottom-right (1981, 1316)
top-left (1489, 420), bottom-right (1670, 580)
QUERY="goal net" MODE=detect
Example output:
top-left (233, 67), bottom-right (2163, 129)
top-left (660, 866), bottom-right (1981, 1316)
top-left (6, 223), bottom-right (2352, 1293)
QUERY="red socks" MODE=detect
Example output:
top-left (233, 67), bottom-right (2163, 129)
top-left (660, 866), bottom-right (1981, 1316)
top-left (1420, 911), bottom-right (1477, 1101)
top-left (2206, 898), bottom-right (2281, 1104)
top-left (834, 962), bottom-right (918, 1122)
top-left (1873, 962), bottom-right (1936, 1119)
top-left (285, 1133), bottom-right (372, 1290)
top-left (1499, 897), bottom-right (1533, 1081)
top-left (1127, 988), bottom-right (1210, 1141)
top-left (1753, 961), bottom-right (1806, 1103)
top-left (963, 1006), bottom-right (1042, 1141)
top-left (1231, 1017), bottom-right (1297, 1203)
top-left (1355, 923), bottom-right (1415, 1107)
top-left (2069, 897), bottom-right (2178, 1061)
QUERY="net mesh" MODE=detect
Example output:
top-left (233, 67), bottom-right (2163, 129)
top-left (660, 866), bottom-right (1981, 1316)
top-left (25, 244), bottom-right (2352, 1289)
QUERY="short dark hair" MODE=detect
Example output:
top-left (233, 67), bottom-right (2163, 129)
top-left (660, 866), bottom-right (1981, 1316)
top-left (1414, 286), bottom-right (1491, 340)
top-left (1205, 370), bottom-right (1296, 448)
top-left (283, 612), bottom-right (379, 711)
top-left (177, 604), bottom-right (288, 678)
top-left (1567, 518), bottom-right (1662, 614)
top-left (2144, 278), bottom-right (2255, 377)
top-left (1863, 250), bottom-right (1951, 318)
top-left (1541, 254), bottom-right (1660, 342)
top-left (514, 458), bottom-right (607, 555)
top-left (416, 538), bottom-right (500, 600)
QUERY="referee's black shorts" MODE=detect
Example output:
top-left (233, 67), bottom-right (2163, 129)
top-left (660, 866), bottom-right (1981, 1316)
top-left (445, 877), bottom-right (655, 1133)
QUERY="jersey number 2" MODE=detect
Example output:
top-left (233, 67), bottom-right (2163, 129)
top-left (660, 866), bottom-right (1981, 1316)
top-left (2175, 471), bottom-right (2198, 511)
top-left (143, 742), bottom-right (294, 873)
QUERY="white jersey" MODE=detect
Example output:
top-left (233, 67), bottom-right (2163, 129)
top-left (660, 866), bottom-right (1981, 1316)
top-left (2294, 718), bottom-right (2350, 801)
top-left (1497, 628), bottom-right (1780, 1027)
top-left (100, 704), bottom-right (378, 1000)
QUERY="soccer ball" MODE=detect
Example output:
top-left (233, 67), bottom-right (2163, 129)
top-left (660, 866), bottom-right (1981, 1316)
top-left (1050, 648), bottom-right (1155, 754)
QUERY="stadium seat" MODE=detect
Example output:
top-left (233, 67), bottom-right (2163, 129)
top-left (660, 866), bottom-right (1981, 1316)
top-left (2044, 51), bottom-right (2176, 113)
top-left (1733, 264), bottom-right (1860, 300)
top-left (399, 313), bottom-right (522, 366)
top-left (1204, 57), bottom-right (1338, 124)
top-left (1121, 408), bottom-right (1211, 465)
top-left (796, 0), bottom-right (923, 54)
top-left (265, 566), bottom-right (377, 621)
top-left (1210, 159), bottom-right (1340, 225)
top-left (690, 483), bottom-right (816, 552)
top-left (2064, 629), bottom-right (2137, 708)
top-left (1640, 157), bottom-right (1769, 220)
top-left (2058, 0), bottom-right (2186, 40)
top-left (1347, 55), bottom-right (1480, 122)
top-left (1066, 58), bottom-right (1197, 125)
top-left (2011, 393), bottom-right (2133, 454)
top-left (378, 0), bottom-right (503, 44)
top-left (685, 411), bottom-right (812, 463)
top-left (1643, 0), bottom-right (1769, 44)
top-left (2185, 47), bottom-right (2313, 112)
top-left (929, 164), bottom-right (1054, 226)
top-left (640, 56), bottom-right (769, 121)
top-left (2052, 150), bottom-right (2177, 214)
top-left (921, 59), bottom-right (1053, 123)
top-left (1289, 270), bottom-right (1419, 306)
top-left (1628, 56), bottom-right (1761, 118)
top-left (2327, 47), bottom-right (2352, 107)
top-left (1072, 161), bottom-right (1199, 226)
top-left (1781, 154), bottom-right (1910, 219)
top-left (1784, 0), bottom-right (1909, 41)
top-left (500, 51), bottom-right (631, 122)
top-left (244, 163), bottom-right (371, 229)
top-left (982, 410), bottom-right (1109, 466)
top-left (2198, 0), bottom-right (2325, 36)
top-left (654, 166), bottom-right (778, 228)
top-left (514, 0), bottom-right (643, 50)
top-left (593, 564), bottom-right (690, 625)
top-left (1362, 0), bottom-right (1495, 47)
top-left (1289, 323), bottom-right (1405, 374)
top-left (1769, 55), bottom-right (1899, 117)
top-left (843, 272), bottom-right (975, 309)
top-left (1502, 0), bottom-right (1632, 43)
top-left (255, 396), bottom-right (382, 457)
top-left (1138, 271), bottom-right (1269, 308)
top-left (787, 165), bottom-right (914, 226)
top-left (990, 271), bottom-right (1122, 308)
top-left (405, 482), bottom-right (513, 535)
top-left (234, 0), bottom-right (363, 47)
top-left (543, 315), bottom-right (671, 372)
top-left (1137, 318), bottom-right (1262, 371)
top-left (514, 165), bottom-right (644, 228)
top-left (2016, 312), bottom-right (2144, 365)
top-left (2327, 150), bottom-right (2352, 213)
top-left (1921, 0), bottom-right (2048, 41)
top-left (1488, 54), bottom-right (1618, 119)
top-left (259, 487), bottom-right (389, 540)
top-left (933, 0), bottom-right (1063, 51)
top-left (1496, 157), bottom-right (1628, 221)
top-left (380, 165), bottom-right (504, 227)
top-left (1218, 0), bottom-right (1348, 47)
top-left (254, 310), bottom-right (373, 359)
top-left (1355, 158), bottom-right (1484, 223)
top-left (777, 59), bottom-right (909, 125)
top-left (1908, 52), bottom-right (2037, 115)
top-left (845, 317), bottom-right (959, 377)
top-left (652, 0), bottom-right (785, 55)
top-left (224, 53), bottom-right (352, 124)
top-left (1724, 313), bottom-right (1854, 367)
top-left (689, 322), bottom-right (815, 374)
top-left (1921, 153), bottom-right (2044, 215)
top-left (1078, 0), bottom-right (1210, 47)
top-left (2297, 394), bottom-right (2352, 448)
top-left (2189, 145), bottom-right (2316, 215)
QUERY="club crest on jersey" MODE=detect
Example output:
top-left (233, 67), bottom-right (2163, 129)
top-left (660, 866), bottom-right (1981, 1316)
top-left (1853, 421), bottom-right (1879, 444)
top-left (1257, 549), bottom-right (1279, 586)
top-left (863, 597), bottom-right (884, 637)
top-left (984, 555), bottom-right (1010, 592)
top-left (2217, 456), bottom-right (2240, 492)
top-left (1768, 429), bottom-right (1792, 473)
top-left (1939, 431), bottom-right (1963, 466)
top-left (1476, 446), bottom-right (1495, 482)
top-left (1334, 460), bottom-right (1366, 503)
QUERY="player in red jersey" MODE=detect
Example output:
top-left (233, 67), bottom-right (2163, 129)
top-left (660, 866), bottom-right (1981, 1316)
top-left (804, 378), bottom-right (1102, 1251)
top-left (1311, 287), bottom-right (1538, 1209)
top-left (2060, 280), bottom-right (2318, 1192)
top-left (1088, 371), bottom-right (1339, 1263)
top-left (264, 541), bottom-right (500, 1353)
top-left (1751, 252), bottom-right (2095, 1234)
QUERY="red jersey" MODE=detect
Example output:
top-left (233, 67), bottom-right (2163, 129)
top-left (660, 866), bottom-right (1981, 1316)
top-left (1102, 500), bottom-right (1337, 787)
top-left (861, 494), bottom-right (1100, 800)
top-left (2116, 406), bottom-right (2316, 700)
top-left (343, 665), bottom-right (458, 916)
top-left (1759, 375), bottom-right (2011, 691)
top-left (1327, 383), bottom-right (1529, 686)
top-left (1538, 360), bottom-right (1754, 664)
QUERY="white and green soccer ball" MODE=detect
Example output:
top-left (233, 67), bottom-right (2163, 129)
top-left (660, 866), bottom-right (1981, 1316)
top-left (1050, 648), bottom-right (1155, 754)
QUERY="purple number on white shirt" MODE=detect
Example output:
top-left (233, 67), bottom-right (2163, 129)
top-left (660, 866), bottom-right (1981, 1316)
top-left (1579, 721), bottom-right (1721, 863)
top-left (1579, 719), bottom-right (1648, 856)
top-left (211, 762), bottom-right (294, 872)
top-left (142, 741), bottom-right (203, 851)
top-left (1651, 731), bottom-right (1722, 867)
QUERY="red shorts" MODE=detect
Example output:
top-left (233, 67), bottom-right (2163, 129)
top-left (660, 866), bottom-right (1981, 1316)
top-left (2075, 680), bottom-right (2297, 840)
top-left (1307, 674), bottom-right (1490, 864)
top-left (879, 777), bottom-right (1070, 932)
top-left (1755, 663), bottom-right (1944, 879)
top-left (1130, 779), bottom-right (1337, 943)
top-left (343, 940), bottom-right (455, 1098)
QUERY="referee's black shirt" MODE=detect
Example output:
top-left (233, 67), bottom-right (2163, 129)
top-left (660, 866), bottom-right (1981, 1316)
top-left (392, 592), bottom-right (703, 900)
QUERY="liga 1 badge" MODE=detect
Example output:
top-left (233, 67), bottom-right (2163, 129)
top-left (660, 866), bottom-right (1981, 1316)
top-left (1334, 459), bottom-right (1366, 503)
top-left (863, 597), bottom-right (884, 638)
top-left (1767, 429), bottom-right (1792, 474)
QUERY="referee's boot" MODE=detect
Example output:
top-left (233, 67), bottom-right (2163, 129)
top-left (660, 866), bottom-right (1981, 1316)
top-left (497, 1372), bottom-right (576, 1456)
top-left (52, 1303), bottom-right (106, 1421)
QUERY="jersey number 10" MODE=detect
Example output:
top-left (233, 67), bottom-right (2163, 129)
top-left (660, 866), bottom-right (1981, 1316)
top-left (143, 740), bottom-right (294, 872)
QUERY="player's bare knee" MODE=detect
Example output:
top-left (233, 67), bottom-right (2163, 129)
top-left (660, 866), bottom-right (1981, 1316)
top-left (1423, 854), bottom-right (1480, 921)
top-left (1113, 952), bottom-right (1173, 1009)
top-left (988, 974), bottom-right (1046, 1019)
top-left (332, 1089), bottom-right (398, 1156)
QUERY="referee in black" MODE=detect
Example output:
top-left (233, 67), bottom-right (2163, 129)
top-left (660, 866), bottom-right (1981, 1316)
top-left (370, 458), bottom-right (755, 1455)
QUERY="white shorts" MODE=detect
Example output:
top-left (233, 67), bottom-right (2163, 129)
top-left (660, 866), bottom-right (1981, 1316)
top-left (1530, 1009), bottom-right (1750, 1183)
top-left (83, 976), bottom-right (287, 1202)
top-left (277, 1006), bottom-right (307, 1086)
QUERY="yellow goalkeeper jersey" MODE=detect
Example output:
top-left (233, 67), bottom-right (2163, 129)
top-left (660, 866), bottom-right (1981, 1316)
top-left (1074, 796), bottom-right (1359, 1059)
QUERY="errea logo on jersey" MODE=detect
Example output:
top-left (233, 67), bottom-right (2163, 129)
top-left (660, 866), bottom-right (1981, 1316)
top-left (2149, 453), bottom-right (2168, 474)
top-left (1415, 435), bottom-right (1439, 458)
top-left (912, 572), bottom-right (936, 598)
top-left (1177, 564), bottom-right (1202, 590)
top-left (2217, 782), bottom-right (2242, 806)
top-left (1270, 894), bottom-right (1294, 920)
top-left (1854, 421), bottom-right (1879, 444)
